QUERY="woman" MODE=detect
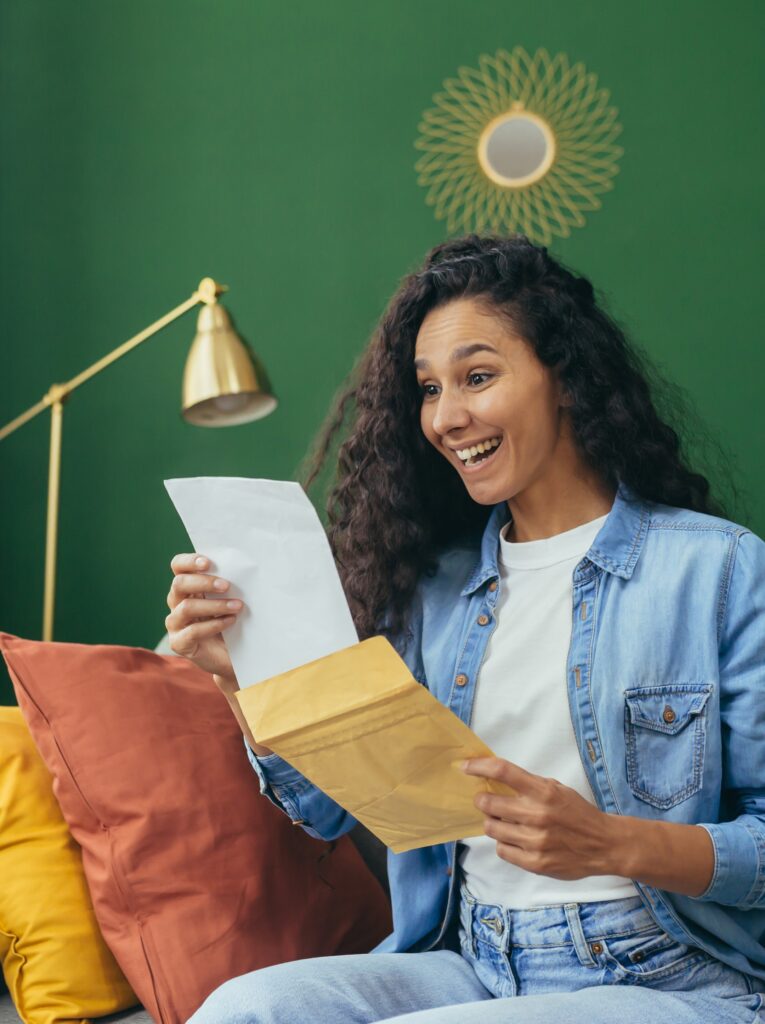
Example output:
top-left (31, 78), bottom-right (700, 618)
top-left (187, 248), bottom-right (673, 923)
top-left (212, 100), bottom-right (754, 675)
top-left (167, 235), bottom-right (765, 1023)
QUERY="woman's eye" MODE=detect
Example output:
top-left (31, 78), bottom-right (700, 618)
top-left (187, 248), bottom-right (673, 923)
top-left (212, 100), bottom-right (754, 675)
top-left (419, 373), bottom-right (492, 398)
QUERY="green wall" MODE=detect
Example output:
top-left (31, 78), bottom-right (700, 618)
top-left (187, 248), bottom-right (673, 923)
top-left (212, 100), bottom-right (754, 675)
top-left (2, 1), bottom-right (763, 703)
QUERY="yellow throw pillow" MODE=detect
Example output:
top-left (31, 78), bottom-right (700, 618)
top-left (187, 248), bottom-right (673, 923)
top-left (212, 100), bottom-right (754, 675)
top-left (0, 707), bottom-right (137, 1024)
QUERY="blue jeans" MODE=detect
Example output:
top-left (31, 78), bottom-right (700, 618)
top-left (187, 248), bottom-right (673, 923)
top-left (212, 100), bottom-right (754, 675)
top-left (187, 888), bottom-right (765, 1023)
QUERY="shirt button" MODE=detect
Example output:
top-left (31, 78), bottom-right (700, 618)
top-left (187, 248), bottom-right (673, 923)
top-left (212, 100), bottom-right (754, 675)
top-left (477, 614), bottom-right (490, 626)
top-left (446, 866), bottom-right (453, 876)
top-left (487, 580), bottom-right (498, 592)
top-left (455, 673), bottom-right (468, 687)
top-left (663, 705), bottom-right (676, 724)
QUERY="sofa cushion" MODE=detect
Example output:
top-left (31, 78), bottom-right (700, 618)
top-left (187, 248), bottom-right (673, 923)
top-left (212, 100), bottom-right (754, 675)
top-left (1, 634), bottom-right (391, 1024)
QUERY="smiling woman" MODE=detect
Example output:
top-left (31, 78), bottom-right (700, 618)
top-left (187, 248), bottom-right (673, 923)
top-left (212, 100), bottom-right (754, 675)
top-left (298, 234), bottom-right (735, 639)
top-left (412, 296), bottom-right (615, 539)
top-left (180, 235), bottom-right (765, 1024)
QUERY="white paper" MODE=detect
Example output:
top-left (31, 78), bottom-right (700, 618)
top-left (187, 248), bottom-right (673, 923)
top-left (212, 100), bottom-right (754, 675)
top-left (164, 477), bottom-right (358, 687)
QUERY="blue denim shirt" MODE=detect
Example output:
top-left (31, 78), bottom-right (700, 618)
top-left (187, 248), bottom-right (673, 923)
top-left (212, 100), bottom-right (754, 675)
top-left (247, 480), bottom-right (765, 978)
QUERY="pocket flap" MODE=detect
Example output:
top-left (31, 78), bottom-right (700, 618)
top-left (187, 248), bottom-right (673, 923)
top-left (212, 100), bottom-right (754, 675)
top-left (624, 686), bottom-right (712, 735)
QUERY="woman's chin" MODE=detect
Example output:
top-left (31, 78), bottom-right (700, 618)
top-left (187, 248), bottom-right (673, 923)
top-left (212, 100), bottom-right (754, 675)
top-left (449, 448), bottom-right (515, 504)
top-left (462, 475), bottom-right (513, 505)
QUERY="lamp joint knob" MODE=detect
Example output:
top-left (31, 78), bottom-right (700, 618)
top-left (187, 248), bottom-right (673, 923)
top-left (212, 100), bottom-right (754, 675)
top-left (44, 383), bottom-right (70, 406)
top-left (197, 277), bottom-right (228, 305)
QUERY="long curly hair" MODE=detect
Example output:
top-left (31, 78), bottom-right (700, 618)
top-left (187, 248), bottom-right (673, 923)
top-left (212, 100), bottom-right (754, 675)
top-left (299, 234), bottom-right (742, 642)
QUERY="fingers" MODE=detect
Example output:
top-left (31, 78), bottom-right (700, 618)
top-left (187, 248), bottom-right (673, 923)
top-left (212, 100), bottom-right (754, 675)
top-left (167, 571), bottom-right (231, 611)
top-left (168, 554), bottom-right (233, 606)
top-left (475, 792), bottom-right (525, 821)
top-left (165, 597), bottom-right (242, 632)
top-left (483, 818), bottom-right (539, 848)
top-left (170, 553), bottom-right (212, 574)
top-left (462, 757), bottom-right (535, 789)
top-left (168, 615), bottom-right (238, 658)
top-left (165, 553), bottom-right (241, 668)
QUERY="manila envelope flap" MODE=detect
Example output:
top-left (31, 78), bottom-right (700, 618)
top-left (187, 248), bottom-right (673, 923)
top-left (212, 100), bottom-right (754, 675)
top-left (235, 636), bottom-right (516, 853)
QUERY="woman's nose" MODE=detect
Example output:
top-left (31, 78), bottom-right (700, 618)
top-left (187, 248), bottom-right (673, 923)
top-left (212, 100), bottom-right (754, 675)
top-left (431, 389), bottom-right (471, 437)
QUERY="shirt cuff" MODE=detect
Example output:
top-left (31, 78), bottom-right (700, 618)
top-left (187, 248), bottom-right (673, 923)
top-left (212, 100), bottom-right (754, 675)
top-left (695, 821), bottom-right (764, 907)
top-left (243, 736), bottom-right (305, 794)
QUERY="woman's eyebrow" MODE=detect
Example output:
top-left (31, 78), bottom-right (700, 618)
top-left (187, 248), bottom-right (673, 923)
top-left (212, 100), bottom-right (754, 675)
top-left (414, 342), bottom-right (499, 371)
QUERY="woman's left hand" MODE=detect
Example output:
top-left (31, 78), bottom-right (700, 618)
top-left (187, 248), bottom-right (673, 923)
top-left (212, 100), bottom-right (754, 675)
top-left (462, 757), bottom-right (618, 880)
top-left (462, 756), bottom-right (716, 895)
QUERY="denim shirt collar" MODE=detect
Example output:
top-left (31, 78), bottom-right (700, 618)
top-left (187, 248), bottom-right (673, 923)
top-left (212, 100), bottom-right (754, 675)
top-left (460, 479), bottom-right (651, 596)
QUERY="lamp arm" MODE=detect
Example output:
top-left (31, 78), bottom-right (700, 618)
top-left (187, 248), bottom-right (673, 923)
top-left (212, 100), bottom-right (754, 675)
top-left (0, 282), bottom-right (222, 443)
top-left (0, 275), bottom-right (225, 641)
top-left (0, 396), bottom-right (53, 442)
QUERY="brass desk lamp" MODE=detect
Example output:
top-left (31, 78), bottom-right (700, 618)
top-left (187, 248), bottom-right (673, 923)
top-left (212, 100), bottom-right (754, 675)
top-left (0, 277), bottom-right (276, 640)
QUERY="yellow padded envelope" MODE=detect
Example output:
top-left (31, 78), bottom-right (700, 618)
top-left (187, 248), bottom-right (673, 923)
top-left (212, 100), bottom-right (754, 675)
top-left (236, 635), bottom-right (516, 853)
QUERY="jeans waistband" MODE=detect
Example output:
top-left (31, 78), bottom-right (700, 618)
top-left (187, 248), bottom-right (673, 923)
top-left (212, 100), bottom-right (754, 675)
top-left (459, 881), bottom-right (657, 949)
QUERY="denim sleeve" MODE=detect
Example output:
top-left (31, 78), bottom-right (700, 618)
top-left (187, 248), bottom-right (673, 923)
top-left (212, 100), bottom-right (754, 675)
top-left (695, 530), bottom-right (765, 909)
top-left (243, 736), bottom-right (358, 841)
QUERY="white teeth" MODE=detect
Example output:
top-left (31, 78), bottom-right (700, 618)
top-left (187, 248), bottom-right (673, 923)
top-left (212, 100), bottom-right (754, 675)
top-left (455, 436), bottom-right (502, 461)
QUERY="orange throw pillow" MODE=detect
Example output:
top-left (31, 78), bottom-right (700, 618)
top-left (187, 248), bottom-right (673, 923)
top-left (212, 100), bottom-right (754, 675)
top-left (1, 634), bottom-right (391, 1024)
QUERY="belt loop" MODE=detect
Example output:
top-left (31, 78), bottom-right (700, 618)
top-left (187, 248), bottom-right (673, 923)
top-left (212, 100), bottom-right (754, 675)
top-left (501, 906), bottom-right (511, 955)
top-left (564, 904), bottom-right (597, 967)
top-left (459, 884), bottom-right (476, 956)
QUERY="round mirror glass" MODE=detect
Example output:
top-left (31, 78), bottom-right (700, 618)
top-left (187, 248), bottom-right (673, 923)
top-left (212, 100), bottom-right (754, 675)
top-left (478, 112), bottom-right (555, 188)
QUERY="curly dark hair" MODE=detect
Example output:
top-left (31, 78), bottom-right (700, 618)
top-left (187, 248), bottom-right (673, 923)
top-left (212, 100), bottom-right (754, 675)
top-left (299, 233), bottom-right (742, 642)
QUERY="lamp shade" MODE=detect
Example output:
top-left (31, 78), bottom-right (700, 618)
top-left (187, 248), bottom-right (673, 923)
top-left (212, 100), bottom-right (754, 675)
top-left (182, 303), bottom-right (277, 426)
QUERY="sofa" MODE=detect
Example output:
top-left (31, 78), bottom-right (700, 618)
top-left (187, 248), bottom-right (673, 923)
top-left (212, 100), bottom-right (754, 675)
top-left (0, 828), bottom-right (387, 1024)
top-left (0, 998), bottom-right (154, 1024)
top-left (0, 633), bottom-right (390, 1024)
top-left (0, 827), bottom-right (388, 1024)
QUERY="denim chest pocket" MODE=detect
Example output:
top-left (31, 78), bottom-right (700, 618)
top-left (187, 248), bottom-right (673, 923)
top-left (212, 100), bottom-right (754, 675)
top-left (624, 684), bottom-right (713, 810)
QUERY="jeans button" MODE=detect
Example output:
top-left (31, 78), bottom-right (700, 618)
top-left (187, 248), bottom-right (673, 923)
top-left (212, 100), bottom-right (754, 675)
top-left (481, 916), bottom-right (504, 935)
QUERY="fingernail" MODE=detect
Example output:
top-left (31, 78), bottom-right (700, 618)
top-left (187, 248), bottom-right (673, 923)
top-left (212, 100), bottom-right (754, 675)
top-left (460, 760), bottom-right (471, 772)
top-left (213, 579), bottom-right (228, 591)
top-left (195, 557), bottom-right (207, 568)
top-left (226, 600), bottom-right (241, 609)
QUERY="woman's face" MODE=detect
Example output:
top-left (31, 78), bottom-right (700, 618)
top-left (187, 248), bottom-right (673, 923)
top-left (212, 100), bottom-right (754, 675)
top-left (414, 296), bottom-right (572, 507)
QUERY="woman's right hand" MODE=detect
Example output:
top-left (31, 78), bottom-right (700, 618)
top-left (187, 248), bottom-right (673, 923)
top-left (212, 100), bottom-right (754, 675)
top-left (166, 553), bottom-right (275, 758)
top-left (165, 553), bottom-right (242, 686)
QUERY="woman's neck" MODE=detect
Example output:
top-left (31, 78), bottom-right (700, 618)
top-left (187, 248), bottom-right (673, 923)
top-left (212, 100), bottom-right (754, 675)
top-left (505, 472), bottom-right (617, 543)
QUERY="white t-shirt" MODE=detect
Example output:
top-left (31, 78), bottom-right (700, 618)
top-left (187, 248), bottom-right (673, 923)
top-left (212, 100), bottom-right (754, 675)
top-left (458, 510), bottom-right (639, 907)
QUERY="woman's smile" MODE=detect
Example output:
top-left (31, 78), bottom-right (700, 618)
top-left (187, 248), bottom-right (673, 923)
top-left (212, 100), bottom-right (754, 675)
top-left (452, 435), bottom-right (504, 472)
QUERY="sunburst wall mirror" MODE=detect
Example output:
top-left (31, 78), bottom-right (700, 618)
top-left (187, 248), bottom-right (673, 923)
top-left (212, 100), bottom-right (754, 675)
top-left (415, 47), bottom-right (623, 245)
